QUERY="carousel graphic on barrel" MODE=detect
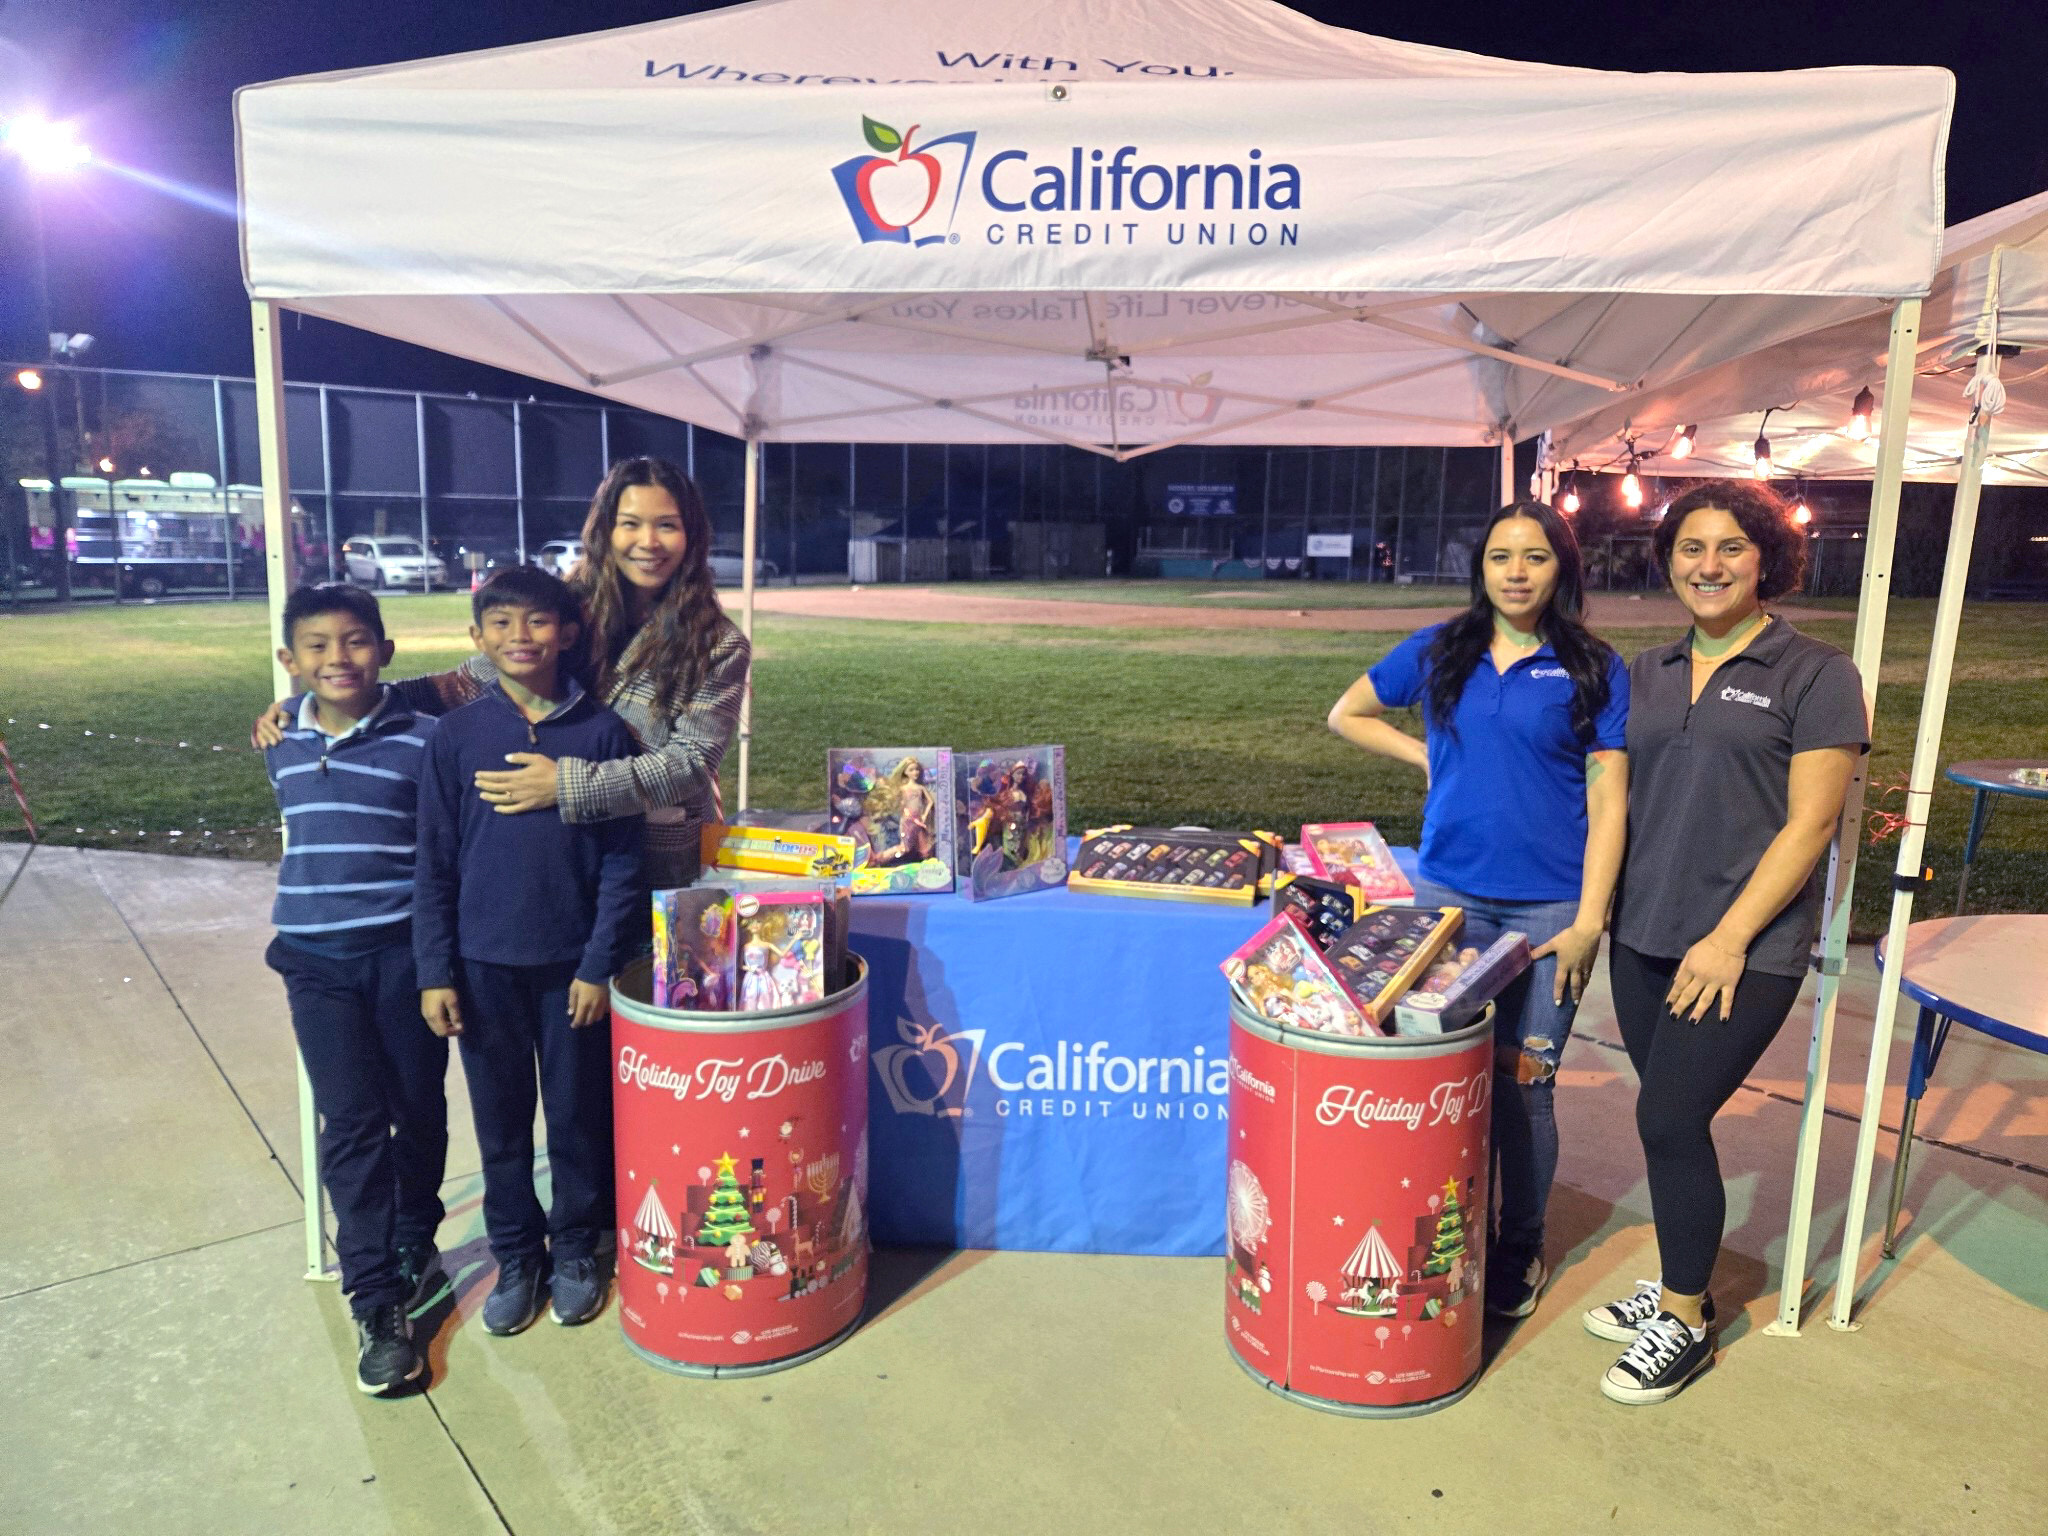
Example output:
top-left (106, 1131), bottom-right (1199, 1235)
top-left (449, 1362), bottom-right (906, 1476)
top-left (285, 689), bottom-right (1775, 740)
top-left (1226, 1159), bottom-right (1274, 1312)
top-left (624, 1143), bottom-right (866, 1305)
top-left (1324, 1174), bottom-right (1478, 1325)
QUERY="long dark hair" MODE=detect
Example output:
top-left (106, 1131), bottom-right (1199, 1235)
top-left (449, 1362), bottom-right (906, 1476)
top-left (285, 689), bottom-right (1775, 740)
top-left (1422, 501), bottom-right (1614, 744)
top-left (574, 457), bottom-right (725, 718)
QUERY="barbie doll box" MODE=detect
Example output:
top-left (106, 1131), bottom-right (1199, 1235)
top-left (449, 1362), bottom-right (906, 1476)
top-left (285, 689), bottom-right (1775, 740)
top-left (953, 746), bottom-right (1068, 901)
top-left (1393, 930), bottom-right (1532, 1037)
top-left (1221, 912), bottom-right (1374, 1037)
top-left (731, 890), bottom-right (828, 1012)
top-left (651, 888), bottom-right (736, 1012)
top-left (827, 747), bottom-right (957, 895)
top-left (1299, 821), bottom-right (1416, 905)
top-left (1324, 906), bottom-right (1464, 1029)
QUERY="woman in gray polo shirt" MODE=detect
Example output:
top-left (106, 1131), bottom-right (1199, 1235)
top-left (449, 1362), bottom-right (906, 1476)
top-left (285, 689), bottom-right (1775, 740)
top-left (1587, 482), bottom-right (1865, 1407)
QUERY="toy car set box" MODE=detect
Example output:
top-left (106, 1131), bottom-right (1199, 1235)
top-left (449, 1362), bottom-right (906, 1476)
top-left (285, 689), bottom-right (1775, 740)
top-left (1067, 825), bottom-right (1282, 907)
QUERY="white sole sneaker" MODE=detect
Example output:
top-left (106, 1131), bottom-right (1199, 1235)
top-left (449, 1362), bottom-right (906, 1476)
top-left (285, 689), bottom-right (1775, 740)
top-left (1583, 1289), bottom-right (1716, 1343)
top-left (1600, 1341), bottom-right (1714, 1405)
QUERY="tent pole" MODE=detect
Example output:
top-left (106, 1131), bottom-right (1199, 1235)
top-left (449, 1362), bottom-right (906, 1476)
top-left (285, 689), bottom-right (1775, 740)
top-left (252, 299), bottom-right (327, 1284)
top-left (1766, 296), bottom-right (1921, 1336)
top-left (737, 433), bottom-right (759, 813)
top-left (1498, 433), bottom-right (1515, 507)
top-left (1828, 326), bottom-right (2002, 1331)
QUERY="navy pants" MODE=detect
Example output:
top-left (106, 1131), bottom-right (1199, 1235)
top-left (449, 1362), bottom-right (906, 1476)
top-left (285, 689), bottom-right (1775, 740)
top-left (454, 957), bottom-right (614, 1265)
top-left (267, 934), bottom-right (449, 1315)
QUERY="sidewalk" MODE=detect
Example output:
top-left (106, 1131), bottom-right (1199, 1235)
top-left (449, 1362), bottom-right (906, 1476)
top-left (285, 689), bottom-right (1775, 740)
top-left (1, 843), bottom-right (2041, 1535)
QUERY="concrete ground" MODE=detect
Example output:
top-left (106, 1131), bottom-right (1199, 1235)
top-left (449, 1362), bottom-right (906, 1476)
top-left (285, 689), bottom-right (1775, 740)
top-left (1, 843), bottom-right (2041, 1535)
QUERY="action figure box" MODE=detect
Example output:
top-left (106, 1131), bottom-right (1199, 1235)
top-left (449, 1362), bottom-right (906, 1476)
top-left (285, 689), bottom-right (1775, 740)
top-left (1272, 873), bottom-right (1368, 951)
top-left (1222, 912), bottom-right (1374, 1037)
top-left (693, 872), bottom-right (852, 998)
top-left (731, 890), bottom-right (828, 1012)
top-left (827, 747), bottom-right (957, 895)
top-left (1299, 821), bottom-right (1416, 906)
top-left (953, 746), bottom-right (1067, 901)
top-left (1068, 825), bottom-right (1281, 907)
top-left (1393, 930), bottom-right (1532, 1037)
top-left (652, 887), bottom-right (737, 1012)
top-left (1324, 906), bottom-right (1464, 1030)
top-left (701, 822), bottom-right (857, 886)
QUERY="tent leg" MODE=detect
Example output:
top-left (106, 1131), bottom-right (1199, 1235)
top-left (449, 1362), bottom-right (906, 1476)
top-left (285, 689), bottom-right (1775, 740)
top-left (1828, 344), bottom-right (1998, 1331)
top-left (1766, 297), bottom-right (1922, 1337)
top-left (251, 300), bottom-right (329, 1283)
top-left (1498, 434), bottom-right (1516, 507)
top-left (737, 435), bottom-right (759, 813)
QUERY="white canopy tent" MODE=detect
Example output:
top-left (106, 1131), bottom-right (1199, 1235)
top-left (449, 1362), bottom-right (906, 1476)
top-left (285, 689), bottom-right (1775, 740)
top-left (234, 0), bottom-right (1954, 1285)
top-left (1545, 208), bottom-right (2048, 1333)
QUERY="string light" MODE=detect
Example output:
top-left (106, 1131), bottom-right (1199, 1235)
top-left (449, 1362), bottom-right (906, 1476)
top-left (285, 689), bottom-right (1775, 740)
top-left (1669, 424), bottom-right (1697, 460)
top-left (1621, 465), bottom-right (1644, 509)
top-left (1751, 420), bottom-right (1774, 479)
top-left (1793, 481), bottom-right (1813, 526)
top-left (1558, 471), bottom-right (1581, 515)
top-left (1846, 386), bottom-right (1874, 441)
top-left (14, 368), bottom-right (43, 392)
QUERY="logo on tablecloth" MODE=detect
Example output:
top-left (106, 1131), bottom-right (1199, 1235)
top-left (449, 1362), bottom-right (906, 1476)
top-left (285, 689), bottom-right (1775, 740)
top-left (871, 1016), bottom-right (988, 1116)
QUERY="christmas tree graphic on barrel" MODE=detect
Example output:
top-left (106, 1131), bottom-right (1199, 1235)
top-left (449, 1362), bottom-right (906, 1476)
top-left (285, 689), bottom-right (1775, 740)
top-left (696, 1152), bottom-right (757, 1249)
top-left (1424, 1175), bottom-right (1467, 1276)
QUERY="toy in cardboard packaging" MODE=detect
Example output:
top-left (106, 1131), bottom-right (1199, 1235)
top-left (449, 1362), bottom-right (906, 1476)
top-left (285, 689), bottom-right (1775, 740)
top-left (827, 747), bottom-right (957, 895)
top-left (1222, 912), bottom-right (1373, 1037)
top-left (1324, 906), bottom-right (1464, 1030)
top-left (954, 746), bottom-right (1067, 901)
top-left (692, 873), bottom-right (851, 999)
top-left (1069, 825), bottom-right (1281, 907)
top-left (652, 888), bottom-right (736, 1011)
top-left (1393, 931), bottom-right (1532, 1036)
top-left (732, 890), bottom-right (827, 1011)
top-left (701, 822), bottom-right (856, 885)
top-left (1272, 873), bottom-right (1368, 950)
top-left (1300, 821), bottom-right (1416, 905)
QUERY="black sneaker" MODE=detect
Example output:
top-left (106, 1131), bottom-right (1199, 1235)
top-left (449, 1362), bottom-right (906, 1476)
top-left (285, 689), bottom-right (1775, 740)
top-left (481, 1254), bottom-right (548, 1336)
top-left (397, 1242), bottom-right (443, 1313)
top-left (1600, 1311), bottom-right (1715, 1405)
top-left (354, 1304), bottom-right (424, 1396)
top-left (549, 1255), bottom-right (608, 1327)
top-left (1582, 1279), bottom-right (1717, 1342)
top-left (1486, 1254), bottom-right (1549, 1319)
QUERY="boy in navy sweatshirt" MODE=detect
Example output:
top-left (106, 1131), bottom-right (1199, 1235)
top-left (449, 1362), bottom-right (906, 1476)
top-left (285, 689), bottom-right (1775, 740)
top-left (413, 566), bottom-right (644, 1335)
top-left (264, 584), bottom-right (446, 1397)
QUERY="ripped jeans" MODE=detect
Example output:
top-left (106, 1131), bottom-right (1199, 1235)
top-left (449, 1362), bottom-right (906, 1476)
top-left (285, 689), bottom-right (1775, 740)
top-left (1411, 876), bottom-right (1586, 1267)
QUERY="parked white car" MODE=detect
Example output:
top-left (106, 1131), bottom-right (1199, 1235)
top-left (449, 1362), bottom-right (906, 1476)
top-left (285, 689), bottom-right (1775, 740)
top-left (708, 548), bottom-right (781, 584)
top-left (534, 538), bottom-right (585, 578)
top-left (342, 535), bottom-right (447, 590)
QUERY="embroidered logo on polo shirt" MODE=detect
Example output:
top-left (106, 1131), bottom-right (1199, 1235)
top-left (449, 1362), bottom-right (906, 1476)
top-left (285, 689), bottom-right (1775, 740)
top-left (1528, 666), bottom-right (1568, 679)
top-left (1720, 685), bottom-right (1773, 708)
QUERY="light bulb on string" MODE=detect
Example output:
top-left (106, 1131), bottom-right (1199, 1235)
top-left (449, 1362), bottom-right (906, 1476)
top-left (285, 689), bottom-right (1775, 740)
top-left (1751, 431), bottom-right (1773, 479)
top-left (1670, 424), bottom-right (1696, 461)
top-left (1793, 480), bottom-right (1813, 526)
top-left (1621, 468), bottom-right (1644, 508)
top-left (1846, 386), bottom-right (1874, 442)
top-left (1558, 473), bottom-right (1580, 515)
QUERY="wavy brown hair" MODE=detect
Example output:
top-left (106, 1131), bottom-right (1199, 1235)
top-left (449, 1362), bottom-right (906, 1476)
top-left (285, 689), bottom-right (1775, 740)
top-left (1654, 481), bottom-right (1808, 600)
top-left (573, 457), bottom-right (725, 716)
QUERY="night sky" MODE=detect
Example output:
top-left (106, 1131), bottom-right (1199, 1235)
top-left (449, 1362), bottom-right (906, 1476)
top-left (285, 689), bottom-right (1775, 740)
top-left (3, 0), bottom-right (2043, 396)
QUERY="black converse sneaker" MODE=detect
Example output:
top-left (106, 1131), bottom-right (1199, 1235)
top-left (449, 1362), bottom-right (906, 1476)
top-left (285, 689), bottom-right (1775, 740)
top-left (1486, 1254), bottom-right (1550, 1319)
top-left (355, 1303), bottom-right (424, 1396)
top-left (1582, 1279), bottom-right (1716, 1342)
top-left (1600, 1310), bottom-right (1714, 1404)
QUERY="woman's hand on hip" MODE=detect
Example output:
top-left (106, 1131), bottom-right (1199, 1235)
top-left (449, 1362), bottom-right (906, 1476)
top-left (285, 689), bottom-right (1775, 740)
top-left (1668, 935), bottom-right (1746, 1022)
top-left (475, 752), bottom-right (558, 814)
top-left (1531, 919), bottom-right (1604, 1004)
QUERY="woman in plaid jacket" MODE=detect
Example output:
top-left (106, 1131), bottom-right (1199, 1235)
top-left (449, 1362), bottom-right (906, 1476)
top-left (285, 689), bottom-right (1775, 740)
top-left (260, 458), bottom-right (749, 890)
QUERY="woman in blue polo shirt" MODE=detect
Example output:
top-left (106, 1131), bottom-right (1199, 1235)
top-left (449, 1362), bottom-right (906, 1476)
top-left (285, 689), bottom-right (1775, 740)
top-left (1328, 500), bottom-right (1629, 1320)
top-left (1584, 482), bottom-right (1864, 1408)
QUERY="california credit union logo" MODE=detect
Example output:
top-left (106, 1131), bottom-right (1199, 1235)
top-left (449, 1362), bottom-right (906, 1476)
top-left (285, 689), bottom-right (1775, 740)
top-left (832, 115), bottom-right (978, 247)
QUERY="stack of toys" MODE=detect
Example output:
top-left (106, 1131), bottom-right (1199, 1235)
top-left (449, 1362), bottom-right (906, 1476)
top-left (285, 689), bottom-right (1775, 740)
top-left (1221, 913), bottom-right (1374, 1037)
top-left (1068, 825), bottom-right (1282, 906)
top-left (1392, 931), bottom-right (1532, 1037)
top-left (1322, 906), bottom-right (1464, 1030)
top-left (1299, 821), bottom-right (1416, 905)
top-left (652, 884), bottom-right (845, 1013)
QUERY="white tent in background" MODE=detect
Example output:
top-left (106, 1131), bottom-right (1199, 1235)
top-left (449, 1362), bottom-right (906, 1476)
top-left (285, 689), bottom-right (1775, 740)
top-left (1542, 205), bottom-right (2048, 1335)
top-left (234, 0), bottom-right (1953, 1300)
top-left (1547, 191), bottom-right (2048, 486)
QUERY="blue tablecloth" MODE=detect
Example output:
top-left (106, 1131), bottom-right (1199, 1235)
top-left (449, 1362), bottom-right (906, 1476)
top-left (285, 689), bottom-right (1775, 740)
top-left (852, 845), bottom-right (1418, 1256)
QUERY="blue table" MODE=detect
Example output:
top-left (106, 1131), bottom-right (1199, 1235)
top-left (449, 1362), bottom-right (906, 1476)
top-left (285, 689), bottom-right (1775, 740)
top-left (1876, 915), bottom-right (2048, 1257)
top-left (1945, 760), bottom-right (2048, 913)
top-left (851, 847), bottom-right (1417, 1256)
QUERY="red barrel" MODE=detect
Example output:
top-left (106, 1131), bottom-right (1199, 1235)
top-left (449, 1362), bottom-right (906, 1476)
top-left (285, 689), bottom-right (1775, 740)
top-left (1225, 995), bottom-right (1492, 1415)
top-left (610, 955), bottom-right (869, 1377)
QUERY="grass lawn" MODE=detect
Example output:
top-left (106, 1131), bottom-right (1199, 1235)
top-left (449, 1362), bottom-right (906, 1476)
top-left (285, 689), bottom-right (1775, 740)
top-left (2, 593), bottom-right (2042, 938)
top-left (948, 579), bottom-right (1471, 609)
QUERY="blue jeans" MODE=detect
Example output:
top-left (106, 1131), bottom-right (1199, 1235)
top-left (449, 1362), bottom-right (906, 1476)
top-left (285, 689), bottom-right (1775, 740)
top-left (1411, 875), bottom-right (1583, 1266)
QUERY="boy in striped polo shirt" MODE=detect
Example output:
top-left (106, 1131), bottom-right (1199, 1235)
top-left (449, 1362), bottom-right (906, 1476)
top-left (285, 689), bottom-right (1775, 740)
top-left (264, 584), bottom-right (446, 1397)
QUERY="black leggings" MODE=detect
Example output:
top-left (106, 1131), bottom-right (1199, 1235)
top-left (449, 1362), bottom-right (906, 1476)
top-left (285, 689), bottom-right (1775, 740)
top-left (1608, 942), bottom-right (1806, 1296)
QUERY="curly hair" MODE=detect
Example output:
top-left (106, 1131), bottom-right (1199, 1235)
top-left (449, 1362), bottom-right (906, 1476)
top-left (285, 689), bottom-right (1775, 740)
top-left (1654, 482), bottom-right (1808, 601)
top-left (573, 457), bottom-right (727, 718)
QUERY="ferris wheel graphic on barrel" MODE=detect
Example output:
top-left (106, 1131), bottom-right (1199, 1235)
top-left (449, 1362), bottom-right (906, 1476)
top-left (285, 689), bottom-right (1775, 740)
top-left (1228, 1159), bottom-right (1271, 1253)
